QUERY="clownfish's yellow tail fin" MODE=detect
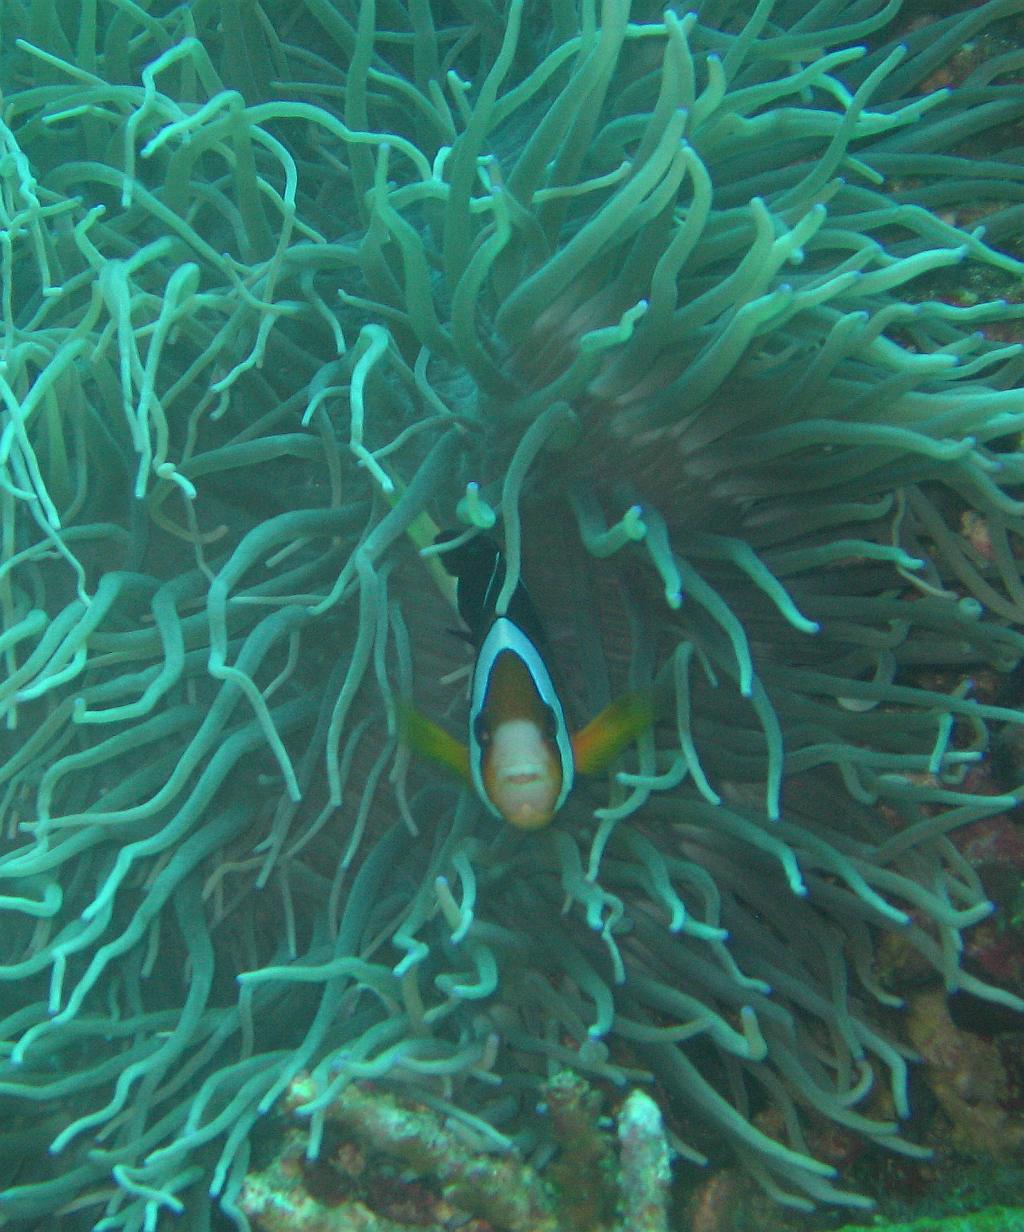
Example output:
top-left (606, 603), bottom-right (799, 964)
top-left (397, 702), bottom-right (471, 783)
top-left (572, 691), bottom-right (654, 776)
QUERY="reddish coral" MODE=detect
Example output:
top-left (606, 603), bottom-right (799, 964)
top-left (958, 814), bottom-right (1024, 871)
top-left (954, 815), bottom-right (1024, 999)
top-left (907, 987), bottom-right (1024, 1157)
top-left (684, 1170), bottom-right (744, 1232)
top-left (960, 511), bottom-right (996, 563)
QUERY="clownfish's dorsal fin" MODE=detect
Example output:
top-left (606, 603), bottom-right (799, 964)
top-left (434, 531), bottom-right (549, 654)
top-left (572, 691), bottom-right (654, 775)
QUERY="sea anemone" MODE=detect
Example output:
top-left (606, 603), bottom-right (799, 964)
top-left (2, 0), bottom-right (1024, 1227)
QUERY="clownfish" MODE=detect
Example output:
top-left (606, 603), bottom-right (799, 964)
top-left (400, 534), bottom-right (653, 830)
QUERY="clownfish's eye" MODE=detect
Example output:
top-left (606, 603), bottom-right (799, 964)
top-left (473, 712), bottom-right (491, 746)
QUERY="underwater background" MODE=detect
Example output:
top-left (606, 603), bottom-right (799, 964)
top-left (2, 0), bottom-right (1024, 1228)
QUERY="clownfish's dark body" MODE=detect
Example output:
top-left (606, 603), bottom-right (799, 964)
top-left (400, 532), bottom-right (653, 830)
top-left (437, 531), bottom-right (548, 656)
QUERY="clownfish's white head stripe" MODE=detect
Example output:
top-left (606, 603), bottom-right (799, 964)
top-left (469, 617), bottom-right (574, 829)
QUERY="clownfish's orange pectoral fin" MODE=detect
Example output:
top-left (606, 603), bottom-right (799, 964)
top-left (397, 702), bottom-right (471, 783)
top-left (571, 691), bottom-right (654, 776)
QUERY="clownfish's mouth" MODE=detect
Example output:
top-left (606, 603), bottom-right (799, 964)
top-left (495, 764), bottom-right (555, 828)
top-left (500, 762), bottom-right (546, 783)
